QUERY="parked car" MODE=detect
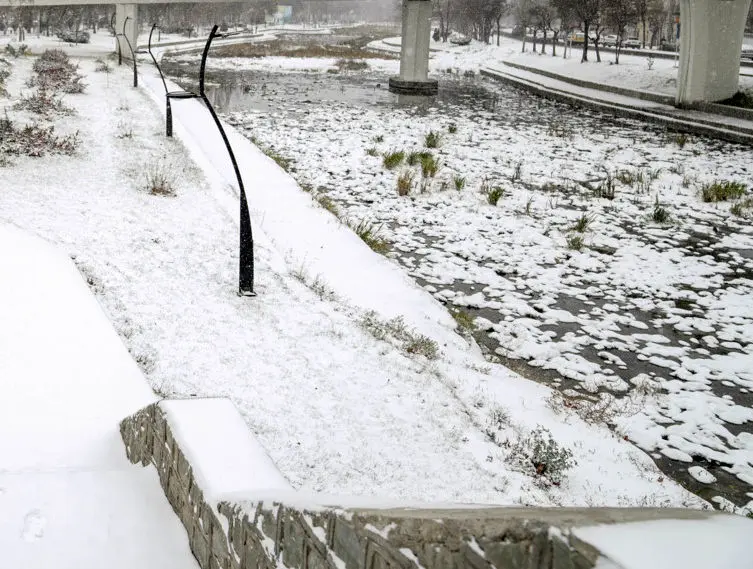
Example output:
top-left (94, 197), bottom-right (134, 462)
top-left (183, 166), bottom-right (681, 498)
top-left (742, 46), bottom-right (753, 60)
top-left (622, 38), bottom-right (641, 49)
top-left (57, 29), bottom-right (90, 44)
top-left (602, 34), bottom-right (619, 47)
top-left (449, 31), bottom-right (471, 46)
top-left (568, 31), bottom-right (585, 44)
top-left (660, 39), bottom-right (679, 51)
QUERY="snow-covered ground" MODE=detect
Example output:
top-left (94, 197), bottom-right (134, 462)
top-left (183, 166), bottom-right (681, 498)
top-left (157, 31), bottom-right (753, 512)
top-left (0, 34), bottom-right (714, 512)
top-left (0, 224), bottom-right (196, 567)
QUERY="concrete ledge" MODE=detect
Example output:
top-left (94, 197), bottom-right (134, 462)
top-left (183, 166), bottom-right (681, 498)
top-left (500, 60), bottom-right (674, 105)
top-left (480, 68), bottom-right (753, 145)
top-left (389, 77), bottom-right (439, 96)
top-left (119, 399), bottom-right (748, 569)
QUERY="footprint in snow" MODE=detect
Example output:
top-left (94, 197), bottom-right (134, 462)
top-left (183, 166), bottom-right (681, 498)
top-left (21, 510), bottom-right (46, 542)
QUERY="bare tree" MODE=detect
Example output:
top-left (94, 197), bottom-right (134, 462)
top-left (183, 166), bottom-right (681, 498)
top-left (553, 0), bottom-right (601, 62)
top-left (603, 0), bottom-right (637, 63)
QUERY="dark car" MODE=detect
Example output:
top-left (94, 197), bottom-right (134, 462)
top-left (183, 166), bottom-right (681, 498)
top-left (57, 29), bottom-right (90, 44)
top-left (660, 40), bottom-right (679, 52)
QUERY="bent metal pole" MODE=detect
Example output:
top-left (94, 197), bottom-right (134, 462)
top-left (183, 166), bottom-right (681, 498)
top-left (199, 25), bottom-right (256, 296)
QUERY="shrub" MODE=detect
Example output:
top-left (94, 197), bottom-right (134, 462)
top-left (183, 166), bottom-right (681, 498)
top-left (453, 175), bottom-right (466, 191)
top-left (366, 146), bottom-right (379, 157)
top-left (15, 89), bottom-right (73, 116)
top-left (425, 130), bottom-right (441, 148)
top-left (95, 58), bottom-right (112, 73)
top-left (397, 170), bottom-right (414, 196)
top-left (336, 58), bottom-right (368, 71)
top-left (521, 426), bottom-right (577, 484)
top-left (30, 49), bottom-right (86, 93)
top-left (448, 123), bottom-right (458, 134)
top-left (382, 150), bottom-right (405, 170)
top-left (144, 159), bottom-right (176, 196)
top-left (360, 311), bottom-right (439, 360)
top-left (0, 115), bottom-right (79, 158)
top-left (701, 181), bottom-right (747, 203)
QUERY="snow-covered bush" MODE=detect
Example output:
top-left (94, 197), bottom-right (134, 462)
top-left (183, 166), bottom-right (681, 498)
top-left (28, 49), bottom-right (86, 94)
top-left (144, 158), bottom-right (177, 197)
top-left (517, 426), bottom-right (576, 484)
top-left (15, 88), bottom-right (73, 116)
top-left (0, 115), bottom-right (79, 158)
top-left (360, 311), bottom-right (439, 360)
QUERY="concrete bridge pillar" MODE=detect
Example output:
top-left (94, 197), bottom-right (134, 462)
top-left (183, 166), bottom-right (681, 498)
top-left (677, 0), bottom-right (752, 105)
top-left (389, 0), bottom-right (438, 96)
top-left (115, 4), bottom-right (139, 60)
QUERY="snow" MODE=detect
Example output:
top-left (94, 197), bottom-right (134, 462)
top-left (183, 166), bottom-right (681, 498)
top-left (161, 399), bottom-right (291, 499)
top-left (688, 466), bottom-right (717, 484)
top-left (574, 516), bottom-right (753, 569)
top-left (170, 30), bottom-right (753, 512)
top-left (0, 30), bottom-right (723, 516)
top-left (0, 225), bottom-right (196, 567)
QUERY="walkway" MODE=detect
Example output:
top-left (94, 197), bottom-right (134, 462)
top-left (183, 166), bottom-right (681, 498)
top-left (0, 224), bottom-right (197, 568)
top-left (481, 62), bottom-right (753, 144)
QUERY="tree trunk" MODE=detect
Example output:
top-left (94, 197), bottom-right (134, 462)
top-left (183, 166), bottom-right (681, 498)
top-left (594, 39), bottom-right (601, 62)
top-left (532, 29), bottom-right (537, 52)
top-left (581, 22), bottom-right (589, 62)
top-left (552, 31), bottom-right (558, 56)
top-left (496, 18), bottom-right (501, 46)
top-left (541, 30), bottom-right (546, 54)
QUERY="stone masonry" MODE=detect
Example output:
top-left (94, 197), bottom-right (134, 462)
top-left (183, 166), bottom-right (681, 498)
top-left (120, 400), bottom-right (722, 569)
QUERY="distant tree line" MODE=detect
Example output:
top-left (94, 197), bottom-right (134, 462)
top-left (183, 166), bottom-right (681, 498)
top-left (510, 0), bottom-right (681, 63)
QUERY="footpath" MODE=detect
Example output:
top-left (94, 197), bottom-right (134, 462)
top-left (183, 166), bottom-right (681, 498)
top-left (0, 225), bottom-right (197, 568)
top-left (482, 61), bottom-right (753, 145)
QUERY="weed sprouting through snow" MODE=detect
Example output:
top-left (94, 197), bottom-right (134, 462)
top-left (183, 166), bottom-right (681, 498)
top-left (360, 311), bottom-right (439, 360)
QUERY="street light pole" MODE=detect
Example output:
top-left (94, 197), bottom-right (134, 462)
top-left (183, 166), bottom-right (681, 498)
top-left (199, 25), bottom-right (256, 297)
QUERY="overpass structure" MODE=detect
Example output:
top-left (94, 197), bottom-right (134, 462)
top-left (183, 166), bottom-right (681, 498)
top-left (0, 0), bottom-right (750, 103)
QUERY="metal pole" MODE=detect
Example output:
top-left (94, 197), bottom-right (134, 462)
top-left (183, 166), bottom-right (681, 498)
top-left (122, 16), bottom-right (137, 88)
top-left (111, 13), bottom-right (122, 66)
top-left (199, 25), bottom-right (255, 297)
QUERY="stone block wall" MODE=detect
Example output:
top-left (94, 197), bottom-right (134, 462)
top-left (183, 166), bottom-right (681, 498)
top-left (120, 401), bottom-right (718, 569)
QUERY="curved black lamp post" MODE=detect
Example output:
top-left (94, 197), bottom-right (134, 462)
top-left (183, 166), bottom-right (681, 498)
top-left (148, 24), bottom-right (254, 296)
top-left (201, 25), bottom-right (255, 296)
top-left (121, 16), bottom-right (138, 88)
top-left (110, 13), bottom-right (122, 66)
top-left (148, 24), bottom-right (201, 137)
top-left (112, 13), bottom-right (137, 87)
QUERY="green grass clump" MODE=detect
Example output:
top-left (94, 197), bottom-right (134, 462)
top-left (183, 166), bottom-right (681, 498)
top-left (453, 175), bottom-right (466, 191)
top-left (652, 197), bottom-right (671, 224)
top-left (347, 219), bottom-right (390, 254)
top-left (425, 130), bottom-right (441, 148)
top-left (382, 150), bottom-right (405, 170)
top-left (420, 153), bottom-right (440, 178)
top-left (567, 234), bottom-right (584, 251)
top-left (701, 181), bottom-right (747, 203)
top-left (571, 213), bottom-right (595, 233)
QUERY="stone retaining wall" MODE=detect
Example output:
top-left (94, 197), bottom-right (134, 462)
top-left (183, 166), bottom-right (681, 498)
top-left (120, 400), bottom-right (718, 569)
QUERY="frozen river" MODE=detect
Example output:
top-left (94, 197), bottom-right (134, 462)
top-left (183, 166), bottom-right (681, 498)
top-left (163, 52), bottom-right (753, 513)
